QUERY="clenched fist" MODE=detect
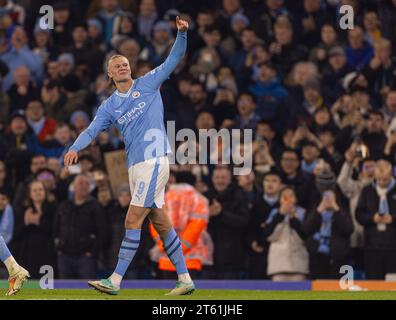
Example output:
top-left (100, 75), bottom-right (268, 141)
top-left (176, 16), bottom-right (189, 32)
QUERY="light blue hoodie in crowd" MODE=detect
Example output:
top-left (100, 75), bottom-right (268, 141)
top-left (69, 31), bottom-right (187, 168)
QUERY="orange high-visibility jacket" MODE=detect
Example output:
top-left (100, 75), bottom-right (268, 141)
top-left (149, 183), bottom-right (212, 272)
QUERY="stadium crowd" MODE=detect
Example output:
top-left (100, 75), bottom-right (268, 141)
top-left (1, 0), bottom-right (396, 281)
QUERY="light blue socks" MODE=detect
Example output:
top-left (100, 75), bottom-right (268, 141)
top-left (114, 229), bottom-right (141, 278)
top-left (163, 228), bottom-right (188, 275)
top-left (0, 235), bottom-right (11, 263)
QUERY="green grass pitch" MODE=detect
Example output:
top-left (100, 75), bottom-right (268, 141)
top-left (0, 279), bottom-right (395, 300)
top-left (1, 289), bottom-right (396, 300)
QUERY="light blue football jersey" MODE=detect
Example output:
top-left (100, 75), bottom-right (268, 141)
top-left (69, 31), bottom-right (187, 167)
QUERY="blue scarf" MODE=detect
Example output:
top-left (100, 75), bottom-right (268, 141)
top-left (98, 8), bottom-right (121, 46)
top-left (313, 210), bottom-right (333, 255)
top-left (375, 178), bottom-right (396, 215)
top-left (266, 206), bottom-right (305, 224)
top-left (263, 193), bottom-right (279, 207)
top-left (301, 159), bottom-right (318, 175)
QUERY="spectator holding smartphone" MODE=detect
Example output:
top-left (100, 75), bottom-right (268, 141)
top-left (356, 159), bottom-right (396, 279)
top-left (338, 143), bottom-right (376, 266)
top-left (304, 187), bottom-right (353, 279)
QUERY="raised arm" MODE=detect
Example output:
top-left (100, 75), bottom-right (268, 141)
top-left (64, 106), bottom-right (112, 165)
top-left (140, 16), bottom-right (188, 91)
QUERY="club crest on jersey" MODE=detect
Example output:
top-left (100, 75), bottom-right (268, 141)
top-left (132, 91), bottom-right (140, 98)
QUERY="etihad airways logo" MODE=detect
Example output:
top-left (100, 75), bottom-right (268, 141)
top-left (117, 102), bottom-right (146, 124)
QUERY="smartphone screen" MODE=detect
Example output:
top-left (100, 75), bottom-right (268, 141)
top-left (68, 164), bottom-right (82, 175)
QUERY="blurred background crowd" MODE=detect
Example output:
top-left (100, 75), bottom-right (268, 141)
top-left (1, 0), bottom-right (396, 281)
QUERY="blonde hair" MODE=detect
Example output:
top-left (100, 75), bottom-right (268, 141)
top-left (107, 54), bottom-right (128, 88)
top-left (375, 159), bottom-right (392, 175)
top-left (107, 54), bottom-right (127, 70)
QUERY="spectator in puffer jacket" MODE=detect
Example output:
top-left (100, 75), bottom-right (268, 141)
top-left (264, 186), bottom-right (309, 281)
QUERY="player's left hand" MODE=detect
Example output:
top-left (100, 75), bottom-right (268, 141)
top-left (176, 16), bottom-right (189, 32)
